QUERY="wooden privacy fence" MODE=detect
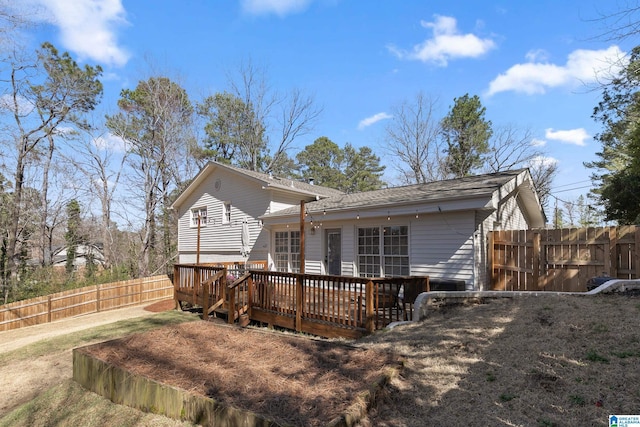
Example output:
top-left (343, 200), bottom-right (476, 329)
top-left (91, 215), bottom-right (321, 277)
top-left (0, 275), bottom-right (173, 332)
top-left (489, 226), bottom-right (640, 292)
top-left (174, 263), bottom-right (429, 339)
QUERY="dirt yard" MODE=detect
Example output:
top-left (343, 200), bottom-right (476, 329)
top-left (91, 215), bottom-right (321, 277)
top-left (3, 293), bottom-right (640, 427)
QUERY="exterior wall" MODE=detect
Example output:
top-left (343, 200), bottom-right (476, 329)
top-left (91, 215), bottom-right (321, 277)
top-left (499, 193), bottom-right (528, 230)
top-left (273, 211), bottom-right (478, 287)
top-left (176, 169), bottom-right (272, 264)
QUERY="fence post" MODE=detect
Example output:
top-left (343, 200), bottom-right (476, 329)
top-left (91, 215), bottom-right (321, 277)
top-left (533, 232), bottom-right (541, 290)
top-left (365, 280), bottom-right (374, 333)
top-left (295, 274), bottom-right (303, 332)
top-left (193, 266), bottom-right (199, 306)
top-left (47, 295), bottom-right (52, 323)
top-left (96, 284), bottom-right (101, 312)
top-left (609, 226), bottom-right (618, 278)
top-left (487, 231), bottom-right (495, 291)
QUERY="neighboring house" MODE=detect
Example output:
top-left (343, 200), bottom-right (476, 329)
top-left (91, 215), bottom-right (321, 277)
top-left (172, 162), bottom-right (545, 290)
top-left (50, 243), bottom-right (106, 270)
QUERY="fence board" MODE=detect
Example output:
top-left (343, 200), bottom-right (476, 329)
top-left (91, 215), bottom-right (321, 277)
top-left (0, 275), bottom-right (173, 332)
top-left (489, 226), bottom-right (638, 292)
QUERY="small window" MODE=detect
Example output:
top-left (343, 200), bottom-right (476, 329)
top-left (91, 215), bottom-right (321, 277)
top-left (222, 202), bottom-right (231, 224)
top-left (191, 207), bottom-right (207, 227)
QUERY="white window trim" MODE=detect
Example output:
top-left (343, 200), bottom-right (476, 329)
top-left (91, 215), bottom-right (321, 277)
top-left (357, 224), bottom-right (410, 277)
top-left (190, 207), bottom-right (208, 228)
top-left (222, 201), bottom-right (231, 224)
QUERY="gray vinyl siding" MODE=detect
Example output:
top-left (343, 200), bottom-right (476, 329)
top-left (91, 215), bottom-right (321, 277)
top-left (409, 211), bottom-right (476, 286)
top-left (176, 170), bottom-right (272, 263)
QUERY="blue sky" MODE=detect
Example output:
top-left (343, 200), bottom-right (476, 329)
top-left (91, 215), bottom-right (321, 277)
top-left (19, 0), bottom-right (635, 206)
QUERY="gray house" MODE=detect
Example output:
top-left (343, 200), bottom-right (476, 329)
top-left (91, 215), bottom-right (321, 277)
top-left (171, 162), bottom-right (545, 290)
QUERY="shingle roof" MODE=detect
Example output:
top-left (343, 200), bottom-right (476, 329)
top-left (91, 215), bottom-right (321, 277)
top-left (262, 169), bottom-right (528, 217)
top-left (217, 162), bottom-right (344, 197)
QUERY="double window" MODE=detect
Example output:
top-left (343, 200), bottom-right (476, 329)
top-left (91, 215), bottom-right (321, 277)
top-left (274, 230), bottom-right (301, 272)
top-left (357, 225), bottom-right (409, 277)
top-left (190, 207), bottom-right (207, 227)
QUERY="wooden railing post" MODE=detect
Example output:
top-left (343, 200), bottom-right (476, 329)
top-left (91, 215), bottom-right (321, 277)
top-left (296, 275), bottom-right (303, 332)
top-left (193, 265), bottom-right (199, 306)
top-left (173, 264), bottom-right (180, 310)
top-left (228, 277), bottom-right (235, 325)
top-left (365, 280), bottom-right (374, 333)
top-left (201, 273), bottom-right (209, 320)
top-left (247, 275), bottom-right (254, 318)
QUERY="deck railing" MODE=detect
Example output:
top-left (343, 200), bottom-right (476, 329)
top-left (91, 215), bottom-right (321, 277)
top-left (173, 263), bottom-right (429, 339)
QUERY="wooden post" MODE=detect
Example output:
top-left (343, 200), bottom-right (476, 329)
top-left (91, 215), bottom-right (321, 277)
top-left (609, 226), bottom-right (618, 278)
top-left (300, 200), bottom-right (305, 275)
top-left (247, 276), bottom-right (254, 318)
top-left (365, 280), bottom-right (374, 333)
top-left (196, 215), bottom-right (201, 265)
top-left (201, 273), bottom-right (209, 320)
top-left (173, 264), bottom-right (180, 310)
top-left (96, 284), bottom-right (101, 312)
top-left (487, 231), bottom-right (494, 290)
top-left (193, 266), bottom-right (199, 307)
top-left (296, 275), bottom-right (303, 332)
top-left (47, 295), bottom-right (52, 323)
top-left (533, 231), bottom-right (541, 290)
top-left (228, 277), bottom-right (235, 325)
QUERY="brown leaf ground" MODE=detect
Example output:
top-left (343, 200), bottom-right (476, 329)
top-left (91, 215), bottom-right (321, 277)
top-left (4, 294), bottom-right (640, 427)
top-left (82, 322), bottom-right (402, 426)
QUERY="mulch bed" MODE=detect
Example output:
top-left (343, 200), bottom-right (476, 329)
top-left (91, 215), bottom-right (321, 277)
top-left (82, 321), bottom-right (401, 426)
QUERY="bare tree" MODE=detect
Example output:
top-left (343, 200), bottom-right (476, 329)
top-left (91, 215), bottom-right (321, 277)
top-left (62, 123), bottom-right (128, 270)
top-left (226, 60), bottom-right (322, 173)
top-left (1, 43), bottom-right (102, 289)
top-left (589, 0), bottom-right (640, 42)
top-left (384, 92), bottom-right (447, 184)
top-left (106, 76), bottom-right (193, 276)
top-left (528, 156), bottom-right (559, 211)
top-left (484, 125), bottom-right (542, 172)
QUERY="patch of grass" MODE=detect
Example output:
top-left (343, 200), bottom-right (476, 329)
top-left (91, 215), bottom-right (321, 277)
top-left (585, 350), bottom-right (610, 364)
top-left (0, 380), bottom-right (193, 427)
top-left (569, 395), bottom-right (586, 406)
top-left (537, 419), bottom-right (557, 427)
top-left (499, 393), bottom-right (518, 402)
top-left (486, 372), bottom-right (496, 382)
top-left (0, 310), bottom-right (199, 365)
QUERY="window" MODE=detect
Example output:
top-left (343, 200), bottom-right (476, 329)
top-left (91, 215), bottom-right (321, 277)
top-left (274, 230), bottom-right (301, 272)
top-left (358, 225), bottom-right (409, 277)
top-left (222, 201), bottom-right (231, 224)
top-left (190, 207), bottom-right (207, 227)
top-left (358, 227), bottom-right (380, 277)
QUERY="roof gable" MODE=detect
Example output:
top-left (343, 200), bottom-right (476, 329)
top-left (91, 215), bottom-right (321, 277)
top-left (171, 161), bottom-right (343, 209)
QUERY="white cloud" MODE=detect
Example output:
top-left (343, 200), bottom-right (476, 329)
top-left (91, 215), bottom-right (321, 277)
top-left (358, 112), bottom-right (392, 130)
top-left (30, 0), bottom-right (130, 67)
top-left (529, 155), bottom-right (558, 169)
top-left (530, 138), bottom-right (547, 147)
top-left (545, 128), bottom-right (590, 146)
top-left (241, 0), bottom-right (313, 16)
top-left (0, 94), bottom-right (35, 114)
top-left (486, 45), bottom-right (625, 96)
top-left (93, 132), bottom-right (129, 152)
top-left (388, 15), bottom-right (496, 66)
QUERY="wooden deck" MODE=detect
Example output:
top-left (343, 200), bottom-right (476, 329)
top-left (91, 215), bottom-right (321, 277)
top-left (173, 263), bottom-right (429, 339)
